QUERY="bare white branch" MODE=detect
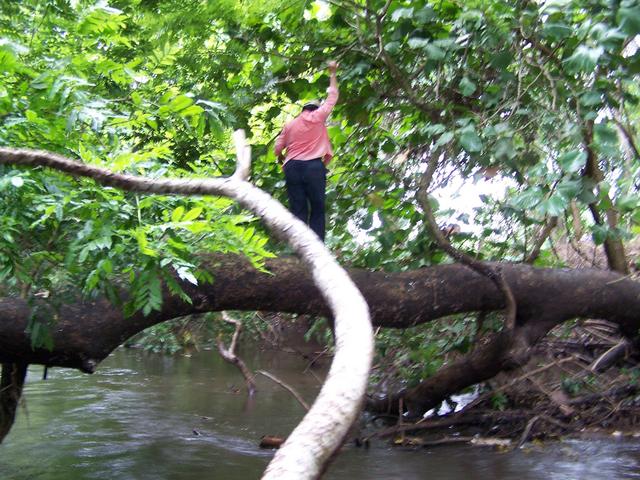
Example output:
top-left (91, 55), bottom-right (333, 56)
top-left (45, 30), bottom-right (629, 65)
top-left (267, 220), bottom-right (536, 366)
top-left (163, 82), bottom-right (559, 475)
top-left (0, 139), bottom-right (374, 480)
top-left (232, 129), bottom-right (251, 181)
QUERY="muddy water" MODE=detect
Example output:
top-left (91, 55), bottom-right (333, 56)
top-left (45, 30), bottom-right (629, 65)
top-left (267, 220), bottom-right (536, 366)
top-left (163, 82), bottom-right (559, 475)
top-left (2, 348), bottom-right (640, 479)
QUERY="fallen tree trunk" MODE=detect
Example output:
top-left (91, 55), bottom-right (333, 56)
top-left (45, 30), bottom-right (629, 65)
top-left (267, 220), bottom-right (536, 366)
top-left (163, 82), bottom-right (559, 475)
top-left (2, 253), bottom-right (639, 421)
top-left (0, 256), bottom-right (638, 373)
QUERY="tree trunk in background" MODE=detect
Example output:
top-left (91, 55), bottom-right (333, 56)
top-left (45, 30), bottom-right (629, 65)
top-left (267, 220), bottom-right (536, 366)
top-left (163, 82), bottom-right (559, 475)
top-left (583, 121), bottom-right (630, 274)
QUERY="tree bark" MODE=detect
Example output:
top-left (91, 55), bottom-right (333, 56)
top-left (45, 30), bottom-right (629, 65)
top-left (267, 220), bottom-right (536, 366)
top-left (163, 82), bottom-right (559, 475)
top-left (582, 121), bottom-right (630, 274)
top-left (0, 256), bottom-right (638, 371)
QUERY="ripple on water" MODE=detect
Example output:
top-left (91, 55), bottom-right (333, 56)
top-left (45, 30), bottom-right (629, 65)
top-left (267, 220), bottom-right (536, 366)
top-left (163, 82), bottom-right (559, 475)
top-left (183, 431), bottom-right (273, 458)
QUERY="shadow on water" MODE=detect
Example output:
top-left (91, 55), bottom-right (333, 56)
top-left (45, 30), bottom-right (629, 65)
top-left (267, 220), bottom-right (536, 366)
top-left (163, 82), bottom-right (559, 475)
top-left (2, 347), bottom-right (640, 479)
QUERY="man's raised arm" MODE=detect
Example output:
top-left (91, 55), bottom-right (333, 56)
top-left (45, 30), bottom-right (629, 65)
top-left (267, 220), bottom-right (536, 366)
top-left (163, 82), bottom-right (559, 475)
top-left (311, 61), bottom-right (339, 122)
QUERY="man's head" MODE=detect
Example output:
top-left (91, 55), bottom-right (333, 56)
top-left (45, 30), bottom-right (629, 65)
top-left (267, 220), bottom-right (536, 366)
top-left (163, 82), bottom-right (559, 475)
top-left (302, 101), bottom-right (320, 112)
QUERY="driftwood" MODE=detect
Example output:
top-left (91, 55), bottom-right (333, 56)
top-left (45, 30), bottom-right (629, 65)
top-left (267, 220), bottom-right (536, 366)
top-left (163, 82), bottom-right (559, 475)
top-left (364, 325), bottom-right (639, 450)
top-left (216, 312), bottom-right (256, 396)
top-left (260, 435), bottom-right (287, 449)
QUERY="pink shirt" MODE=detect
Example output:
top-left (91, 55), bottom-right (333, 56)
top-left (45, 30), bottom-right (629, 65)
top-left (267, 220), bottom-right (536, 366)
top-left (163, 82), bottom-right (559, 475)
top-left (274, 85), bottom-right (339, 165)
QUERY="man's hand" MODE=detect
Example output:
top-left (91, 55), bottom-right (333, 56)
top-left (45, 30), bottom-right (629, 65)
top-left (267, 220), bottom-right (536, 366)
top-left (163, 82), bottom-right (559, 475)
top-left (327, 60), bottom-right (339, 74)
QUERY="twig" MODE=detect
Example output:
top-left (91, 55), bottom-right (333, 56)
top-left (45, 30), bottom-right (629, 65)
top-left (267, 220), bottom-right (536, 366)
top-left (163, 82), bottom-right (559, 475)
top-left (463, 356), bottom-right (577, 411)
top-left (363, 414), bottom-right (481, 442)
top-left (516, 415), bottom-right (539, 448)
top-left (605, 274), bottom-right (635, 285)
top-left (576, 325), bottom-right (619, 345)
top-left (567, 384), bottom-right (638, 406)
top-left (613, 118), bottom-right (640, 160)
top-left (524, 216), bottom-right (558, 264)
top-left (257, 370), bottom-right (310, 411)
top-left (415, 436), bottom-right (476, 447)
top-left (589, 340), bottom-right (632, 373)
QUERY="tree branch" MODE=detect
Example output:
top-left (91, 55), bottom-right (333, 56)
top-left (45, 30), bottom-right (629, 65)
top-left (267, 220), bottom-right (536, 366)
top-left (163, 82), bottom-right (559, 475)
top-left (524, 216), bottom-right (558, 264)
top-left (580, 122), bottom-right (630, 274)
top-left (217, 312), bottom-right (256, 396)
top-left (257, 370), bottom-right (310, 411)
top-left (0, 144), bottom-right (374, 480)
top-left (416, 151), bottom-right (518, 329)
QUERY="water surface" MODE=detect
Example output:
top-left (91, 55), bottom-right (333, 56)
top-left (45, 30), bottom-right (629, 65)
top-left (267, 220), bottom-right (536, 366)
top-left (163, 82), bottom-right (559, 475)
top-left (2, 348), bottom-right (640, 479)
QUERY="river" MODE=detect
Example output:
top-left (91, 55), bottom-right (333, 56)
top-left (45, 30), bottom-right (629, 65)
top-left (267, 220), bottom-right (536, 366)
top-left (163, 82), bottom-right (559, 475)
top-left (2, 347), bottom-right (640, 479)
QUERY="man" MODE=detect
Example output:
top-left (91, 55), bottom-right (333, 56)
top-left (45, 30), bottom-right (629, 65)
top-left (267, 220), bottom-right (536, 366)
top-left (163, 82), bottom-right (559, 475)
top-left (274, 60), bottom-right (339, 241)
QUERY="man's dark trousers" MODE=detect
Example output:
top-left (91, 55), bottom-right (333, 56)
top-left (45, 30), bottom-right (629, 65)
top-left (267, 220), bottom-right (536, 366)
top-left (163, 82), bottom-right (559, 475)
top-left (284, 159), bottom-right (326, 241)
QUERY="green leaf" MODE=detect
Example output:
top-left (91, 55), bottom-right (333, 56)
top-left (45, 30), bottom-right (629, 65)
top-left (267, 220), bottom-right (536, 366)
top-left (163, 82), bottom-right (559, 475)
top-left (556, 179), bottom-right (582, 201)
top-left (361, 212), bottom-right (373, 230)
top-left (365, 250), bottom-right (381, 268)
top-left (459, 76), bottom-right (476, 96)
top-left (391, 7), bottom-right (413, 22)
top-left (557, 150), bottom-right (587, 173)
top-left (168, 95), bottom-right (194, 112)
top-left (564, 45), bottom-right (604, 73)
top-left (415, 6), bottom-right (436, 24)
top-left (541, 22), bottom-right (573, 40)
top-left (406, 37), bottom-right (452, 60)
top-left (592, 224), bottom-right (608, 245)
top-left (407, 37), bottom-right (429, 49)
top-left (177, 266), bottom-right (198, 285)
top-left (578, 187), bottom-right (598, 204)
top-left (171, 206), bottom-right (185, 222)
top-left (182, 207), bottom-right (203, 222)
top-left (384, 41), bottom-right (401, 54)
top-left (580, 90), bottom-right (602, 107)
top-left (179, 104), bottom-right (204, 117)
top-left (135, 230), bottom-right (157, 257)
top-left (617, 6), bottom-right (640, 35)
top-left (538, 195), bottom-right (567, 216)
top-left (617, 194), bottom-right (640, 212)
top-left (100, 258), bottom-right (113, 274)
top-left (510, 187), bottom-right (543, 210)
top-left (422, 123), bottom-right (446, 136)
top-left (489, 51), bottom-right (512, 70)
top-left (425, 44), bottom-right (446, 60)
top-left (459, 129), bottom-right (482, 153)
top-left (436, 131), bottom-right (454, 146)
top-left (0, 48), bottom-right (16, 73)
top-left (594, 122), bottom-right (618, 145)
top-left (492, 138), bottom-right (516, 161)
